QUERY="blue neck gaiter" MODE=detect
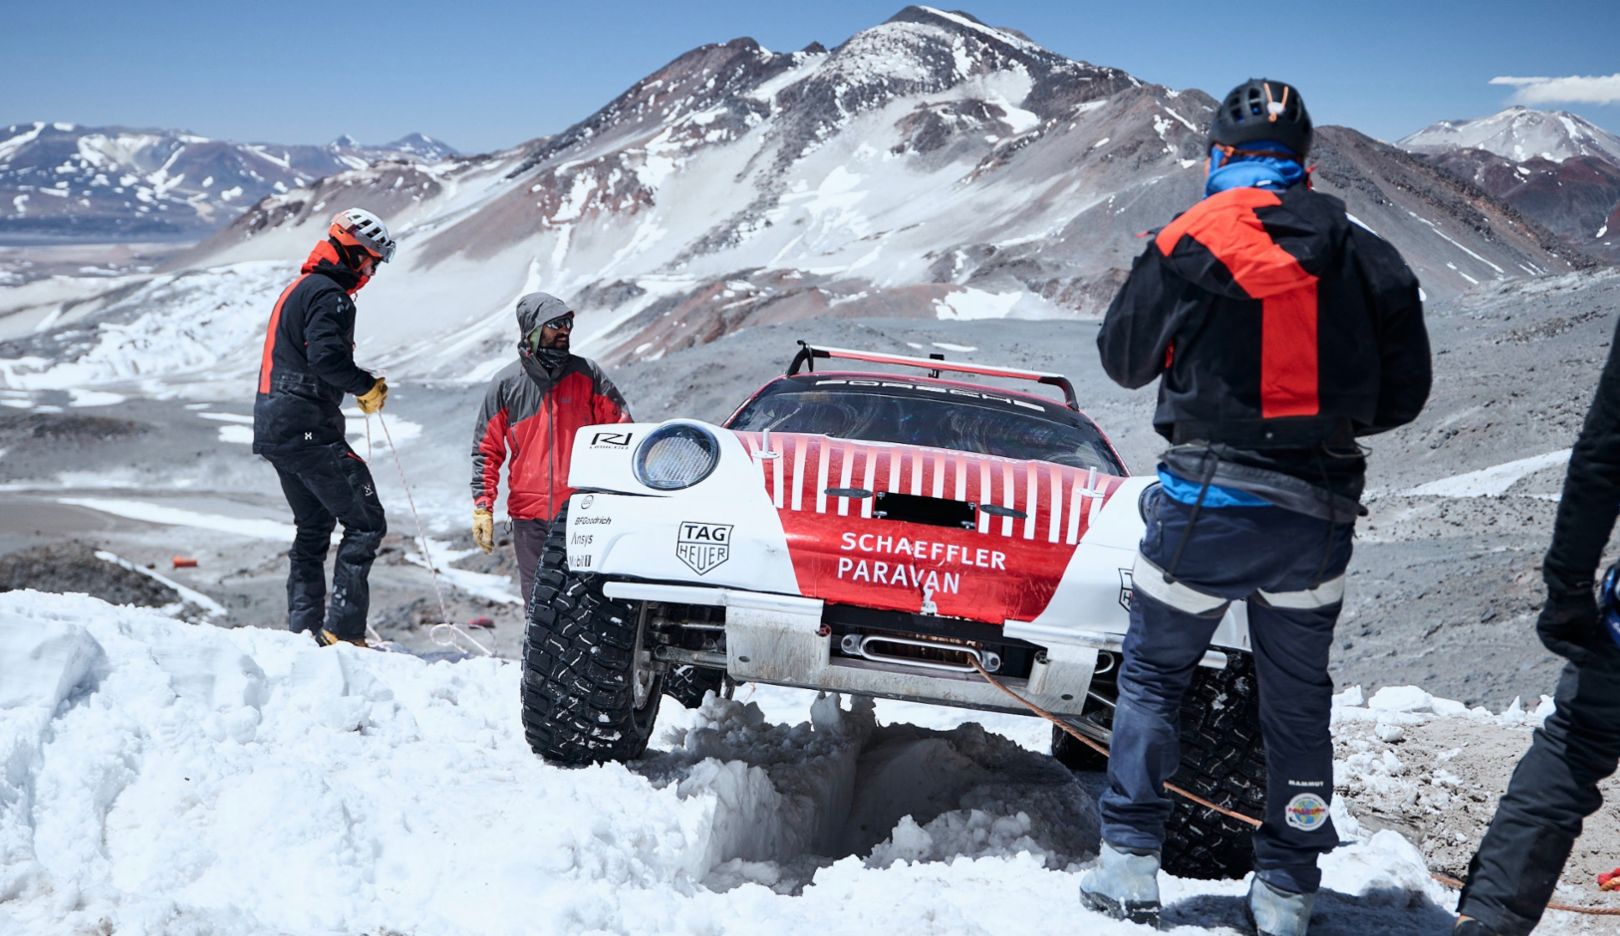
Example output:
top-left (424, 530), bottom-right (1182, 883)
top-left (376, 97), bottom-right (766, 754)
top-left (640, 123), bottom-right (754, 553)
top-left (1205, 141), bottom-right (1306, 197)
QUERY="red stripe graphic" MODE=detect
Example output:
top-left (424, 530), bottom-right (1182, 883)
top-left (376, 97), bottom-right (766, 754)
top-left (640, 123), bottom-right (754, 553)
top-left (1155, 188), bottom-right (1321, 418)
top-left (257, 275), bottom-right (308, 394)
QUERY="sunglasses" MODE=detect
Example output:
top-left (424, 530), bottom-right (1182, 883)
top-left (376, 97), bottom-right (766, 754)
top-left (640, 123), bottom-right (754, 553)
top-left (543, 313), bottom-right (575, 331)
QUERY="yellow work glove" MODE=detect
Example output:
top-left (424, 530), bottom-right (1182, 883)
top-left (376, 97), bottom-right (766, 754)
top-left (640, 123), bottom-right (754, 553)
top-left (472, 508), bottom-right (495, 554)
top-left (356, 378), bottom-right (388, 414)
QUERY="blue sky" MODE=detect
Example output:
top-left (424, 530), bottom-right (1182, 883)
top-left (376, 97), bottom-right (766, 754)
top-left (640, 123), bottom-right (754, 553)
top-left (4, 0), bottom-right (1618, 153)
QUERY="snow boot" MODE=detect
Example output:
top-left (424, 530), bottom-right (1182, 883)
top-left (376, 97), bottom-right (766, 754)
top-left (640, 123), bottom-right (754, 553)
top-left (1079, 840), bottom-right (1161, 926)
top-left (1248, 877), bottom-right (1314, 936)
top-left (315, 629), bottom-right (368, 649)
top-left (1451, 917), bottom-right (1500, 936)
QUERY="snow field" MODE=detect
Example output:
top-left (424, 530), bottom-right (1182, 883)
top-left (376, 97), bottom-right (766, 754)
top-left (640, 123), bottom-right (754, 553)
top-left (0, 591), bottom-right (1507, 935)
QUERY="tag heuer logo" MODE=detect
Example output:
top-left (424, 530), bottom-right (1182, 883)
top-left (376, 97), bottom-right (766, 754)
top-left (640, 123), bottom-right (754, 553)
top-left (676, 521), bottom-right (732, 575)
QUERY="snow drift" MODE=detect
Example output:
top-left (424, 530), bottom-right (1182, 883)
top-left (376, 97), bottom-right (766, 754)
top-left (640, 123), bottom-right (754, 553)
top-left (0, 590), bottom-right (1596, 935)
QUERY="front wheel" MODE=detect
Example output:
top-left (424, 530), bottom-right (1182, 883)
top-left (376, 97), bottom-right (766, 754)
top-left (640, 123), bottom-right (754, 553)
top-left (520, 504), bottom-right (664, 765)
top-left (1051, 654), bottom-right (1267, 880)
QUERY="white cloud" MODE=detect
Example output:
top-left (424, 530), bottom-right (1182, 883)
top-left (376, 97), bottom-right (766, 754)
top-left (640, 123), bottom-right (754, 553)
top-left (1490, 74), bottom-right (1620, 106)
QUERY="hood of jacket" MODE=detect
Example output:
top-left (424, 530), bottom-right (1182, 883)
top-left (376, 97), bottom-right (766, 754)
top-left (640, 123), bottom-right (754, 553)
top-left (515, 291), bottom-right (569, 341)
top-left (1154, 186), bottom-right (1339, 301)
top-left (301, 240), bottom-right (367, 294)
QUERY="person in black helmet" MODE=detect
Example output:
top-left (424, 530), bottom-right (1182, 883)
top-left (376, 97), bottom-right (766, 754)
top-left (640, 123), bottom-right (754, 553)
top-left (1083, 79), bottom-right (1432, 936)
top-left (1453, 335), bottom-right (1620, 935)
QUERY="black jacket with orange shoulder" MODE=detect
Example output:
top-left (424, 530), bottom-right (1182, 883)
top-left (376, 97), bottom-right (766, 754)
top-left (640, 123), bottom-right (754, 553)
top-left (252, 241), bottom-right (376, 455)
top-left (1098, 185), bottom-right (1431, 486)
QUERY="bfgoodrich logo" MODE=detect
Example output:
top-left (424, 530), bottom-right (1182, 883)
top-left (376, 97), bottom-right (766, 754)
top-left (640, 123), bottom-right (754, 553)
top-left (676, 521), bottom-right (732, 575)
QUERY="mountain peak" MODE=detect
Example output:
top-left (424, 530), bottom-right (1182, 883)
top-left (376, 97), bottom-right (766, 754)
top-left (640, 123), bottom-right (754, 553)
top-left (1400, 106), bottom-right (1620, 167)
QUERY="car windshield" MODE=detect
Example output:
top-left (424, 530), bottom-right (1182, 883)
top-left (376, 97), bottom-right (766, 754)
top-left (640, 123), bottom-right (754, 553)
top-left (727, 378), bottom-right (1124, 474)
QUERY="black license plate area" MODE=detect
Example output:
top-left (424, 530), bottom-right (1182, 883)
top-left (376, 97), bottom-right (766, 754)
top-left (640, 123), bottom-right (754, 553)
top-left (873, 491), bottom-right (975, 530)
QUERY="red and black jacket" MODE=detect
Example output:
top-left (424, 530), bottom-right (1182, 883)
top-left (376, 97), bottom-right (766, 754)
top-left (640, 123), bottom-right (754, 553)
top-left (471, 354), bottom-right (630, 521)
top-left (252, 241), bottom-right (375, 455)
top-left (1098, 185), bottom-right (1431, 457)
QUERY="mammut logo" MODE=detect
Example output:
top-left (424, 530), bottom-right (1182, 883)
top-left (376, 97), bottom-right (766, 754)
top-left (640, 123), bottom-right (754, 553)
top-left (590, 431), bottom-right (633, 449)
top-left (676, 521), bottom-right (732, 575)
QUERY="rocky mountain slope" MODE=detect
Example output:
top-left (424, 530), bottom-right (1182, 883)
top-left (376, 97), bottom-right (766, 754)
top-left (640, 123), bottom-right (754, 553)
top-left (0, 123), bottom-right (456, 244)
top-left (0, 6), bottom-right (1588, 390)
top-left (1401, 107), bottom-right (1620, 263)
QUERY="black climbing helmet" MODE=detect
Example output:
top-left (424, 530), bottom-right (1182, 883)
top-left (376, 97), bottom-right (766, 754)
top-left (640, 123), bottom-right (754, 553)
top-left (1208, 78), bottom-right (1313, 158)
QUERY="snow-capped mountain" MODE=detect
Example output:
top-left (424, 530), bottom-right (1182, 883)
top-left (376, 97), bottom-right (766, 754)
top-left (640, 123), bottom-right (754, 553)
top-left (1399, 107), bottom-right (1620, 262)
top-left (1399, 106), bottom-right (1620, 166)
top-left (0, 7), bottom-right (1585, 391)
top-left (0, 123), bottom-right (457, 243)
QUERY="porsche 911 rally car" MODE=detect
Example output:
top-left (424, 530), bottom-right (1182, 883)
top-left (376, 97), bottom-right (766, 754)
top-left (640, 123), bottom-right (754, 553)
top-left (520, 343), bottom-right (1266, 877)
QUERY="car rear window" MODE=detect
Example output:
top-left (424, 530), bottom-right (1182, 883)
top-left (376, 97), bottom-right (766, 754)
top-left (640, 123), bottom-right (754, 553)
top-left (727, 377), bottom-right (1124, 474)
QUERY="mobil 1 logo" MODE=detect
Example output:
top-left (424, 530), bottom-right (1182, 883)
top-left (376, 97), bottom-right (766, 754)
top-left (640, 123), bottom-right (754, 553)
top-left (676, 521), bottom-right (732, 575)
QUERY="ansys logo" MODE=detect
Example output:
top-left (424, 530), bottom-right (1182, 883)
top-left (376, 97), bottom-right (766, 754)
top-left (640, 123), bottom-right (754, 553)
top-left (676, 522), bottom-right (732, 575)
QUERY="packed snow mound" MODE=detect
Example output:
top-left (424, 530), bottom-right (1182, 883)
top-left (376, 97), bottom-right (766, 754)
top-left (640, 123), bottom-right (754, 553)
top-left (0, 591), bottom-right (1541, 935)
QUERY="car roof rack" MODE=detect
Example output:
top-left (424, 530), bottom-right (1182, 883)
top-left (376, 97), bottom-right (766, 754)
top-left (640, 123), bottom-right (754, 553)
top-left (787, 341), bottom-right (1079, 410)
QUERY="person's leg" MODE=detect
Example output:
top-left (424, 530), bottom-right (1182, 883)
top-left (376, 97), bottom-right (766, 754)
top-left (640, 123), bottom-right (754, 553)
top-left (321, 445), bottom-right (386, 640)
top-left (1458, 657), bottom-right (1620, 935)
top-left (269, 456), bottom-right (335, 635)
top-left (1099, 494), bottom-right (1277, 852)
top-left (512, 518), bottom-right (550, 615)
top-left (1245, 597), bottom-right (1343, 895)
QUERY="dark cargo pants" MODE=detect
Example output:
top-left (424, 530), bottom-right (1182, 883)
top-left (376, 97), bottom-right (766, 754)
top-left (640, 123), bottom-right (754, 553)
top-left (263, 441), bottom-right (386, 640)
top-left (1100, 490), bottom-right (1354, 894)
top-left (513, 517), bottom-right (552, 615)
top-left (1458, 657), bottom-right (1620, 934)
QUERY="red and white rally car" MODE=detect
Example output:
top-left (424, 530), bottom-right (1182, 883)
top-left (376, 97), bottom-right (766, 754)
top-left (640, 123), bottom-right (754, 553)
top-left (521, 344), bottom-right (1266, 877)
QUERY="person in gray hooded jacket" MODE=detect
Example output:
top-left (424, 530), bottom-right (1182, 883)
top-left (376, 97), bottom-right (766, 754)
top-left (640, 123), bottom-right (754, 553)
top-left (469, 292), bottom-right (631, 610)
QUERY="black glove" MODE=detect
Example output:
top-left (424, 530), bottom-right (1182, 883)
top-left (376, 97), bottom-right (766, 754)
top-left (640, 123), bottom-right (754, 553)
top-left (1536, 587), bottom-right (1611, 666)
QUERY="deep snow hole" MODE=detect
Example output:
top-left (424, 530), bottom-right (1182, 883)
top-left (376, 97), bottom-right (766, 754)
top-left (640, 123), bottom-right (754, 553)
top-left (642, 693), bottom-right (1100, 894)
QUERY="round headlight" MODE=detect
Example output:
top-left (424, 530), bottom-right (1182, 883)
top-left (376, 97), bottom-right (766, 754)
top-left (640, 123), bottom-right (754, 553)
top-left (633, 424), bottom-right (721, 491)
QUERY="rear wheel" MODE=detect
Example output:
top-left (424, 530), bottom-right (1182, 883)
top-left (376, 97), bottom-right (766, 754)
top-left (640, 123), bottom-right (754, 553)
top-left (520, 504), bottom-right (664, 765)
top-left (1051, 654), bottom-right (1266, 880)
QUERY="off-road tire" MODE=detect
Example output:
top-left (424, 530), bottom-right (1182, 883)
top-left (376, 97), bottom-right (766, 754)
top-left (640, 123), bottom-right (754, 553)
top-left (1162, 655), bottom-right (1266, 879)
top-left (664, 665), bottom-right (726, 709)
top-left (520, 505), bottom-right (664, 765)
top-left (1051, 655), bottom-right (1267, 880)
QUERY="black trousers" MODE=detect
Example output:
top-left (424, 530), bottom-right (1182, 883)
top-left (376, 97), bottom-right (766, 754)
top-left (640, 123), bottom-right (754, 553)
top-left (263, 442), bottom-right (386, 640)
top-left (1458, 657), bottom-right (1620, 934)
top-left (513, 517), bottom-right (551, 615)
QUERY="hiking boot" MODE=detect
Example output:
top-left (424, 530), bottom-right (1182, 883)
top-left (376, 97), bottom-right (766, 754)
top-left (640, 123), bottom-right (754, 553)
top-left (1249, 877), bottom-right (1314, 936)
top-left (315, 629), bottom-right (368, 648)
top-left (1079, 840), bottom-right (1161, 926)
top-left (1452, 917), bottom-right (1501, 936)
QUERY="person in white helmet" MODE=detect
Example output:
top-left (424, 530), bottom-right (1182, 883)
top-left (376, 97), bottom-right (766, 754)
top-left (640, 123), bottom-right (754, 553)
top-left (252, 208), bottom-right (396, 647)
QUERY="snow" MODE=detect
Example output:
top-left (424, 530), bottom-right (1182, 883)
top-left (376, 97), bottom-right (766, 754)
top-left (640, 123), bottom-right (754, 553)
top-left (0, 592), bottom-right (1487, 935)
top-left (933, 289), bottom-right (1023, 320)
top-left (66, 388), bottom-right (126, 407)
top-left (55, 497), bottom-right (297, 541)
top-left (1404, 449), bottom-right (1571, 498)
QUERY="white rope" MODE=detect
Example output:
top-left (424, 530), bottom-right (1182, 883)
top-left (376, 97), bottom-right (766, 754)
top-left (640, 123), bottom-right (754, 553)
top-left (375, 411), bottom-right (493, 657)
